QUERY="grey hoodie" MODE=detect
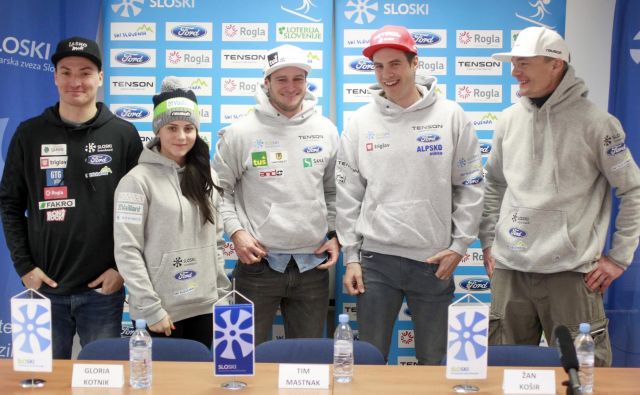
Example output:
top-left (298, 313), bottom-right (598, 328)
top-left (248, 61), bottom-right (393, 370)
top-left (336, 75), bottom-right (484, 263)
top-left (212, 85), bottom-right (338, 253)
top-left (479, 66), bottom-right (640, 272)
top-left (114, 141), bottom-right (231, 325)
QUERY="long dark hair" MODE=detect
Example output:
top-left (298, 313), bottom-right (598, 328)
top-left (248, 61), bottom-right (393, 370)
top-left (180, 135), bottom-right (223, 225)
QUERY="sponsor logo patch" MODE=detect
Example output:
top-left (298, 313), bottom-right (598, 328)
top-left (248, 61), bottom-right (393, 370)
top-left (46, 208), bottom-right (66, 222)
top-left (40, 156), bottom-right (68, 169)
top-left (44, 187), bottom-right (68, 200)
top-left (41, 144), bottom-right (67, 156)
top-left (251, 151), bottom-right (268, 167)
top-left (39, 199), bottom-right (75, 210)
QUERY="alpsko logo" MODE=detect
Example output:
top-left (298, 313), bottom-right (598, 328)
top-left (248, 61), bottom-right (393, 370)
top-left (115, 106), bottom-right (149, 119)
top-left (508, 227), bottom-right (527, 238)
top-left (349, 58), bottom-right (374, 71)
top-left (412, 31), bottom-right (440, 45)
top-left (171, 25), bottom-right (207, 39)
top-left (460, 278), bottom-right (490, 291)
top-left (116, 51), bottom-right (150, 65)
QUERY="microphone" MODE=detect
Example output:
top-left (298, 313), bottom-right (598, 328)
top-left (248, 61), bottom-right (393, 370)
top-left (554, 325), bottom-right (582, 395)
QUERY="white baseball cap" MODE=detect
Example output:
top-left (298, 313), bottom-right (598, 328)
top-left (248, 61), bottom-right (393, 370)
top-left (263, 44), bottom-right (312, 78)
top-left (492, 26), bottom-right (570, 62)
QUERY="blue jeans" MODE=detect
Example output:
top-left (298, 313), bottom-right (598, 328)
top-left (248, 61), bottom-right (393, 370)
top-left (232, 258), bottom-right (329, 345)
top-left (357, 250), bottom-right (454, 365)
top-left (41, 288), bottom-right (125, 359)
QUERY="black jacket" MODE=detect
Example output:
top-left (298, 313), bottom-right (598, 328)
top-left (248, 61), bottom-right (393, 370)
top-left (0, 103), bottom-right (142, 294)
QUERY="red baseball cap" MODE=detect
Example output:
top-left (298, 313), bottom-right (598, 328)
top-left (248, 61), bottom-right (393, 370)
top-left (363, 25), bottom-right (418, 60)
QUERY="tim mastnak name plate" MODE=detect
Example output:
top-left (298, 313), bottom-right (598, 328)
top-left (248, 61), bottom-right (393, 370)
top-left (71, 364), bottom-right (124, 388)
top-left (278, 364), bottom-right (330, 389)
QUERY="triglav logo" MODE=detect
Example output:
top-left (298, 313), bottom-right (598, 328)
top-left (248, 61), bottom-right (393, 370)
top-left (344, 0), bottom-right (379, 24)
top-left (111, 0), bottom-right (145, 18)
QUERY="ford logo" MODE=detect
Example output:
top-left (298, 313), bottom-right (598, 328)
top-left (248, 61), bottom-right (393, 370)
top-left (307, 82), bottom-right (317, 92)
top-left (403, 307), bottom-right (412, 317)
top-left (416, 133), bottom-right (440, 143)
top-left (303, 145), bottom-right (323, 154)
top-left (86, 154), bottom-right (112, 165)
top-left (480, 142), bottom-right (492, 154)
top-left (607, 143), bottom-right (626, 156)
top-left (171, 25), bottom-right (207, 39)
top-left (509, 227), bottom-right (527, 238)
top-left (460, 278), bottom-right (491, 291)
top-left (349, 58), bottom-right (374, 71)
top-left (115, 106), bottom-right (149, 119)
top-left (412, 32), bottom-right (441, 45)
top-left (463, 176), bottom-right (483, 185)
top-left (175, 270), bottom-right (196, 281)
top-left (115, 51), bottom-right (150, 65)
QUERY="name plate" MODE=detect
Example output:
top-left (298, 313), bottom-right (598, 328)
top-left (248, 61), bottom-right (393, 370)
top-left (278, 363), bottom-right (330, 389)
top-left (71, 364), bottom-right (124, 388)
top-left (503, 369), bottom-right (556, 394)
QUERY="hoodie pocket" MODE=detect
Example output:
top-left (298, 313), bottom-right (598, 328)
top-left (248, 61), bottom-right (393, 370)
top-left (495, 206), bottom-right (577, 266)
top-left (150, 245), bottom-right (216, 311)
top-left (254, 200), bottom-right (327, 250)
top-left (370, 200), bottom-right (447, 249)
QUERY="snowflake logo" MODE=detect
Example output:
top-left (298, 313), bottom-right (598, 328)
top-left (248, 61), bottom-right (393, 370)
top-left (457, 158), bottom-right (467, 168)
top-left (168, 51), bottom-right (182, 64)
top-left (12, 303), bottom-right (51, 353)
top-left (85, 142), bottom-right (96, 153)
top-left (457, 86), bottom-right (472, 99)
top-left (224, 79), bottom-right (237, 92)
top-left (254, 139), bottom-right (265, 149)
top-left (215, 307), bottom-right (253, 360)
top-left (111, 0), bottom-right (144, 18)
top-left (344, 0), bottom-right (378, 25)
top-left (225, 24), bottom-right (238, 37)
top-left (173, 257), bottom-right (183, 268)
top-left (459, 31), bottom-right (472, 45)
top-left (448, 311), bottom-right (488, 361)
top-left (603, 135), bottom-right (612, 146)
top-left (512, 212), bottom-right (518, 222)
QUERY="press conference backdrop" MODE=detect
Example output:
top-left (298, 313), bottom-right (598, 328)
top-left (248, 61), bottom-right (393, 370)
top-left (0, 0), bottom-right (638, 366)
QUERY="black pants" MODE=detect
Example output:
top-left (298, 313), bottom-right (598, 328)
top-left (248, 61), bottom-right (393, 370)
top-left (148, 313), bottom-right (213, 349)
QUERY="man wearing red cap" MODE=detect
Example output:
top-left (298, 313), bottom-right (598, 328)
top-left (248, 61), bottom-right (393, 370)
top-left (336, 26), bottom-right (484, 364)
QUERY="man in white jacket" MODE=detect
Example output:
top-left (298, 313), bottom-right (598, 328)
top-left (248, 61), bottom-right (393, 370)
top-left (336, 25), bottom-right (484, 364)
top-left (479, 26), bottom-right (640, 366)
top-left (212, 44), bottom-right (339, 345)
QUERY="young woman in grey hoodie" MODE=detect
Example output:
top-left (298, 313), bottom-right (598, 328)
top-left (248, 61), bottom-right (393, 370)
top-left (114, 77), bottom-right (231, 348)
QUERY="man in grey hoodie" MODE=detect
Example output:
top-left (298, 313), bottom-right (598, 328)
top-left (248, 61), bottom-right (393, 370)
top-left (336, 25), bottom-right (484, 365)
top-left (479, 27), bottom-right (640, 366)
top-left (212, 44), bottom-right (339, 345)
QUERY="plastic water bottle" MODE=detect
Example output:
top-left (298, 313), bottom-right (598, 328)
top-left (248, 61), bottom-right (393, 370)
top-left (129, 319), bottom-right (152, 389)
top-left (333, 313), bottom-right (354, 383)
top-left (574, 322), bottom-right (595, 393)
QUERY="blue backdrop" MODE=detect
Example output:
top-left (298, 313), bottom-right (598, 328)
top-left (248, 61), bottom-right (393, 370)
top-left (606, 0), bottom-right (640, 367)
top-left (0, 0), bottom-right (102, 359)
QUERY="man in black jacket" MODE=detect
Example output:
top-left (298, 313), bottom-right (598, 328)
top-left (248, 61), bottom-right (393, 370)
top-left (0, 37), bottom-right (143, 358)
